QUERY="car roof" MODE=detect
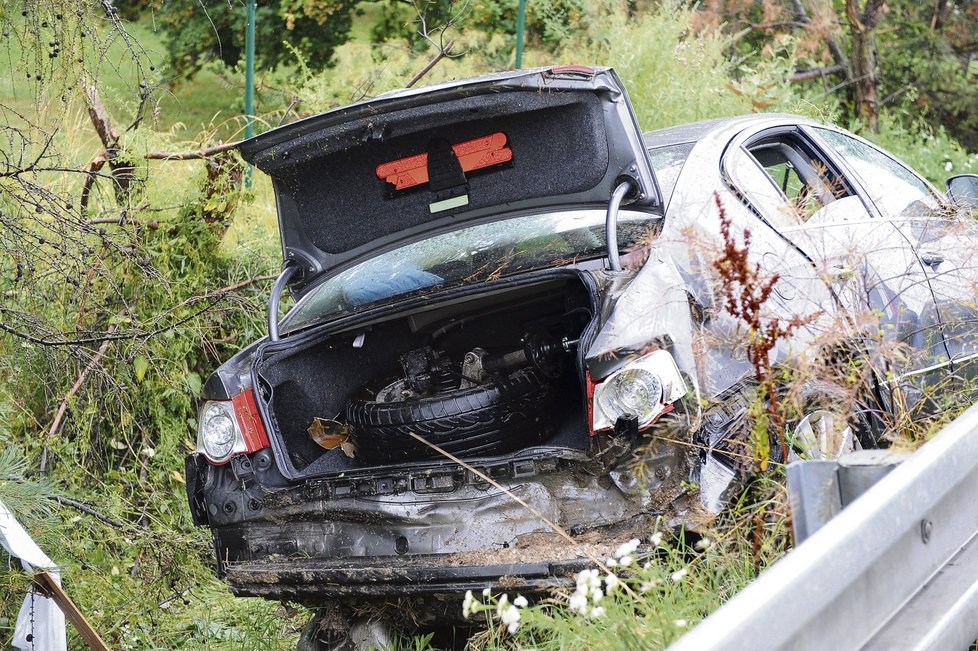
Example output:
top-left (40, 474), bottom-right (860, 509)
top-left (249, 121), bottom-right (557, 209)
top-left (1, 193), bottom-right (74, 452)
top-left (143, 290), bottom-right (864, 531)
top-left (643, 113), bottom-right (819, 148)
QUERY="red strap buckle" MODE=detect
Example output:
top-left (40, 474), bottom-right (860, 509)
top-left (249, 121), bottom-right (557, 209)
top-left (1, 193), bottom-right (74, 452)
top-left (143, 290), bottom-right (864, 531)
top-left (376, 132), bottom-right (513, 191)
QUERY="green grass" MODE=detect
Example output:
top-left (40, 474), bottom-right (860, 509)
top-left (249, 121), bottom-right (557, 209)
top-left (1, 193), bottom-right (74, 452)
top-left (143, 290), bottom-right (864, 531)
top-left (0, 15), bottom-right (289, 143)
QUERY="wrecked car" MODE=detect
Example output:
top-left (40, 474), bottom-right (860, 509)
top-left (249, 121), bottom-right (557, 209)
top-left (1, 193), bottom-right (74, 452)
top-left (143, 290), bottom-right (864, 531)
top-left (184, 66), bottom-right (978, 645)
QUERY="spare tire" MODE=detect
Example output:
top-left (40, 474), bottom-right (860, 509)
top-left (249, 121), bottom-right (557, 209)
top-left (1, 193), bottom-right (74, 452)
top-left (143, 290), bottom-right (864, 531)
top-left (346, 368), bottom-right (558, 464)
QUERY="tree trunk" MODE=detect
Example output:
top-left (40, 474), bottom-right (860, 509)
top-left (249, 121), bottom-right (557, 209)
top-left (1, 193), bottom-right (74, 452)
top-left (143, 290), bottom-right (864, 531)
top-left (80, 77), bottom-right (136, 207)
top-left (846, 0), bottom-right (888, 133)
top-left (931, 0), bottom-right (949, 31)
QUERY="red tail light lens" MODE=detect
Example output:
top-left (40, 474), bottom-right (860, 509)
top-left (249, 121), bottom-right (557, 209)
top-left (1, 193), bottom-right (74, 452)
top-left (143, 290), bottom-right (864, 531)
top-left (230, 389), bottom-right (270, 452)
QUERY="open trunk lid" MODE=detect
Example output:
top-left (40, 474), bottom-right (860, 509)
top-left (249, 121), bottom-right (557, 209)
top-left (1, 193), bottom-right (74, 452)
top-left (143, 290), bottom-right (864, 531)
top-left (238, 66), bottom-right (662, 294)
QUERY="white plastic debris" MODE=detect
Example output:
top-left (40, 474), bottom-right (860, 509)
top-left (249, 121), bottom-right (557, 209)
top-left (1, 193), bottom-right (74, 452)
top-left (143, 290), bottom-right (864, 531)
top-left (0, 498), bottom-right (67, 651)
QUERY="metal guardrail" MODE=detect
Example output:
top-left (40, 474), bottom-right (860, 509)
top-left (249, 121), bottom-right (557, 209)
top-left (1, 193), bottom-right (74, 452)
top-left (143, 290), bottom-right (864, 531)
top-left (668, 402), bottom-right (978, 651)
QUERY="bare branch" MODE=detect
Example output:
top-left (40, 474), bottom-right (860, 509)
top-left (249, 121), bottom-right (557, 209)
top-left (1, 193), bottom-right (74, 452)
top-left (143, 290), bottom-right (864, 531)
top-left (787, 0), bottom-right (850, 71)
top-left (790, 64), bottom-right (848, 82)
top-left (47, 325), bottom-right (117, 438)
top-left (48, 495), bottom-right (128, 530)
top-left (144, 140), bottom-right (243, 161)
top-left (80, 77), bottom-right (136, 204)
top-left (406, 40), bottom-right (455, 88)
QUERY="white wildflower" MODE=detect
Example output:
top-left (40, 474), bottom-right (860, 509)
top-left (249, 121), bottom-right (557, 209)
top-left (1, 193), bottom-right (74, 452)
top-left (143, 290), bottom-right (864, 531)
top-left (496, 593), bottom-right (509, 616)
top-left (501, 604), bottom-right (521, 634)
top-left (615, 538), bottom-right (640, 559)
top-left (945, 161), bottom-right (954, 172)
top-left (674, 619), bottom-right (687, 628)
top-left (590, 587), bottom-right (603, 603)
top-left (642, 561), bottom-right (653, 570)
top-left (508, 621), bottom-right (520, 635)
top-left (605, 557), bottom-right (618, 567)
top-left (462, 590), bottom-right (474, 619)
top-left (589, 606), bottom-right (606, 618)
top-left (605, 573), bottom-right (620, 592)
top-left (575, 570), bottom-right (589, 589)
top-left (513, 595), bottom-right (528, 608)
top-left (576, 568), bottom-right (600, 590)
top-left (649, 532), bottom-right (663, 547)
top-left (586, 569), bottom-right (602, 589)
top-left (568, 590), bottom-right (589, 614)
top-left (482, 587), bottom-right (492, 597)
top-left (671, 568), bottom-right (688, 583)
top-left (694, 537), bottom-right (712, 551)
top-left (618, 555), bottom-right (633, 567)
top-left (640, 580), bottom-right (659, 593)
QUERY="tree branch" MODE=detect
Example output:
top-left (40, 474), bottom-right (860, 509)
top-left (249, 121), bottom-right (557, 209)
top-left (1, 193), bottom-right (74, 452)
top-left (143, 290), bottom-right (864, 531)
top-left (144, 140), bottom-right (243, 161)
top-left (80, 76), bottom-right (135, 204)
top-left (406, 40), bottom-right (455, 88)
top-left (48, 495), bottom-right (128, 529)
top-left (788, 0), bottom-right (850, 70)
top-left (47, 326), bottom-right (116, 438)
top-left (790, 64), bottom-right (848, 82)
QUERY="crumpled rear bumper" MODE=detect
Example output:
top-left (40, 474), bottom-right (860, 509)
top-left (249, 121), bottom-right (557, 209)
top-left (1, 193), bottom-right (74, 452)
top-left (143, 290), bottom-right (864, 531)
top-left (226, 554), bottom-right (590, 602)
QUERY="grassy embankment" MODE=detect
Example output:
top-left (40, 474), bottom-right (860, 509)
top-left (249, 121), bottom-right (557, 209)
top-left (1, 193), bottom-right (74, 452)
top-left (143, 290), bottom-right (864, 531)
top-left (0, 2), bottom-right (976, 650)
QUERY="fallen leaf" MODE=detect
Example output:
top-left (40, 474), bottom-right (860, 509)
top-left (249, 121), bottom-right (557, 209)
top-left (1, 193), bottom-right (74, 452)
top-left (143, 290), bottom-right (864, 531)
top-left (308, 417), bottom-right (350, 450)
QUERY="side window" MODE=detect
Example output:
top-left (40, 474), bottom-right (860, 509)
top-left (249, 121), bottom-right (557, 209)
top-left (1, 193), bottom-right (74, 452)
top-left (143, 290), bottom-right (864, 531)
top-left (746, 136), bottom-right (852, 222)
top-left (723, 145), bottom-right (803, 229)
top-left (813, 127), bottom-right (939, 219)
top-left (725, 131), bottom-right (864, 228)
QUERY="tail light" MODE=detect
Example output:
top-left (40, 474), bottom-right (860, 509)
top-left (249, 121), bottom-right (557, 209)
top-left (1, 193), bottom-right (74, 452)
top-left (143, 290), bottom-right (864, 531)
top-left (196, 389), bottom-right (270, 464)
top-left (589, 350), bottom-right (688, 433)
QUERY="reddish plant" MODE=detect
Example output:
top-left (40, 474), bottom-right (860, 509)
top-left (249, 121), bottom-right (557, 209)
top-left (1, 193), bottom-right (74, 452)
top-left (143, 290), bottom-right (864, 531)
top-left (711, 193), bottom-right (817, 468)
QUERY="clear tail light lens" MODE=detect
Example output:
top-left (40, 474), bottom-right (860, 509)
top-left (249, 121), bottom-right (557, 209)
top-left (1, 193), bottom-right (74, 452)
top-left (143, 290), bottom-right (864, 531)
top-left (591, 350), bottom-right (687, 432)
top-left (196, 389), bottom-right (269, 464)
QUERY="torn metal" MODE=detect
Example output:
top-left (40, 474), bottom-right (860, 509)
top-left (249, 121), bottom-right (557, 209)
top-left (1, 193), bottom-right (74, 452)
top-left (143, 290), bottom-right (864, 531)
top-left (0, 498), bottom-right (67, 651)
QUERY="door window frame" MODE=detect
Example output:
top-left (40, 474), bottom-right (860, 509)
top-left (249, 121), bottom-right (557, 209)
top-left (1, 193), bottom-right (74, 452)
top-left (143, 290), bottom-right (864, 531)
top-left (801, 124), bottom-right (948, 219)
top-left (721, 124), bottom-right (876, 234)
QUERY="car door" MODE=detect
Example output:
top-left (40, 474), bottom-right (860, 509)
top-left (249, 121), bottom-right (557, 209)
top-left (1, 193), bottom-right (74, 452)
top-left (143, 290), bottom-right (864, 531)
top-left (811, 127), bottom-right (978, 392)
top-left (725, 124), bottom-right (949, 405)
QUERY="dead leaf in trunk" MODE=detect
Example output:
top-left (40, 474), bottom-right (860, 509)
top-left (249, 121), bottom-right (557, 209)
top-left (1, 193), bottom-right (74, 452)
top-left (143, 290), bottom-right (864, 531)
top-left (308, 417), bottom-right (351, 451)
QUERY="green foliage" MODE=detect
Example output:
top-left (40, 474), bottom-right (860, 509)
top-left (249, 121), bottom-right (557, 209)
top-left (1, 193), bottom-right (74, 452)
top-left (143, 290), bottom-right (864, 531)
top-left (865, 113), bottom-right (978, 186)
top-left (876, 0), bottom-right (978, 151)
top-left (0, 4), bottom-right (289, 646)
top-left (369, 0), bottom-right (586, 54)
top-left (554, 1), bottom-right (802, 130)
top-left (155, 0), bottom-right (359, 79)
top-left (0, 448), bottom-right (59, 532)
top-left (466, 0), bottom-right (587, 52)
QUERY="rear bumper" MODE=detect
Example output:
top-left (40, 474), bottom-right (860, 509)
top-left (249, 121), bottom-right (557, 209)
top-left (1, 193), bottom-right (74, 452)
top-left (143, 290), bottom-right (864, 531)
top-left (226, 554), bottom-right (590, 602)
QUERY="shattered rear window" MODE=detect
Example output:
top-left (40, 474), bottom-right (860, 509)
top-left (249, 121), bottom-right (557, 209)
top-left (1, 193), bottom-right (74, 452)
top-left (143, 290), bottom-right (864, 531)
top-left (648, 142), bottom-right (694, 209)
top-left (284, 209), bottom-right (659, 331)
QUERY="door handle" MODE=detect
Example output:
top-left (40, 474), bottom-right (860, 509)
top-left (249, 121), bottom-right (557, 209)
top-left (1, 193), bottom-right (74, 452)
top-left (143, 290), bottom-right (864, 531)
top-left (918, 251), bottom-right (944, 267)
